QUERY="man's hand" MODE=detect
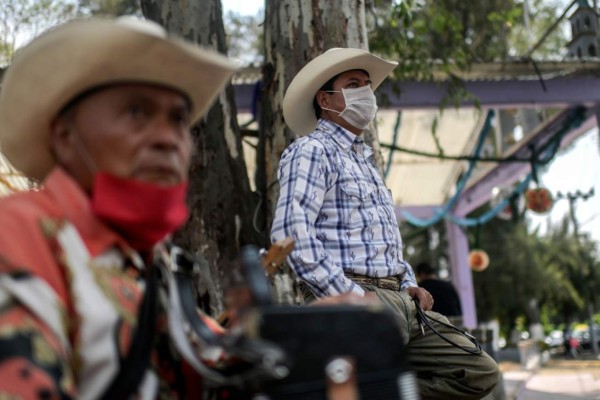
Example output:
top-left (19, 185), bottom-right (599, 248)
top-left (407, 287), bottom-right (434, 311)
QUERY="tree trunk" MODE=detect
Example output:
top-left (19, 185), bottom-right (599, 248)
top-left (141, 0), bottom-right (257, 317)
top-left (260, 0), bottom-right (379, 303)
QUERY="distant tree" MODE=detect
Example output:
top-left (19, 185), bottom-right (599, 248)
top-left (0, 0), bottom-right (77, 65)
top-left (223, 10), bottom-right (263, 65)
top-left (508, 0), bottom-right (571, 59)
top-left (542, 217), bottom-right (599, 325)
top-left (471, 208), bottom-right (599, 341)
top-left (367, 0), bottom-right (568, 107)
top-left (0, 0), bottom-right (146, 67)
top-left (368, 0), bottom-right (520, 82)
top-left (472, 214), bottom-right (550, 340)
top-left (79, 0), bottom-right (140, 16)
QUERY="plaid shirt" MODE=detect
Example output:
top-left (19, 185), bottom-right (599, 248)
top-left (271, 119), bottom-right (417, 298)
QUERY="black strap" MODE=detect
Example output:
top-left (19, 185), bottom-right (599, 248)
top-left (414, 299), bottom-right (482, 355)
top-left (100, 266), bottom-right (158, 400)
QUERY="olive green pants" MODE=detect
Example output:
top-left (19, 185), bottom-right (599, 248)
top-left (304, 285), bottom-right (499, 400)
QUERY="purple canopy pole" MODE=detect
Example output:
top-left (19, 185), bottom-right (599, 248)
top-left (379, 76), bottom-right (600, 109)
top-left (395, 205), bottom-right (477, 328)
top-left (445, 219), bottom-right (477, 329)
top-left (234, 74), bottom-right (600, 112)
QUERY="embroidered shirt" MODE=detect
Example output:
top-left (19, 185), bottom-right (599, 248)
top-left (271, 119), bottom-right (417, 298)
top-left (0, 167), bottom-right (220, 399)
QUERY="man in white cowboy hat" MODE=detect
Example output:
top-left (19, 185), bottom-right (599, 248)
top-left (0, 17), bottom-right (239, 398)
top-left (271, 48), bottom-right (499, 399)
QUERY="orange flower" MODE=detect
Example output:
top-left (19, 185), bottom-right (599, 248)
top-left (525, 187), bottom-right (553, 214)
top-left (469, 249), bottom-right (490, 272)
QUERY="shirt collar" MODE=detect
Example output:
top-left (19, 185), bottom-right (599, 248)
top-left (316, 119), bottom-right (373, 158)
top-left (316, 119), bottom-right (356, 151)
top-left (44, 167), bottom-right (129, 258)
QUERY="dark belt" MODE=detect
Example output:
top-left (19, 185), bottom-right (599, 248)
top-left (345, 271), bottom-right (403, 291)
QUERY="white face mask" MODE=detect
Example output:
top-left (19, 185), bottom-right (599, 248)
top-left (322, 85), bottom-right (378, 130)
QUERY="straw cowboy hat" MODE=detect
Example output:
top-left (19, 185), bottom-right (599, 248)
top-left (282, 48), bottom-right (398, 136)
top-left (0, 17), bottom-right (238, 181)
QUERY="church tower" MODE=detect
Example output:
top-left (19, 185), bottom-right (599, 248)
top-left (567, 0), bottom-right (600, 58)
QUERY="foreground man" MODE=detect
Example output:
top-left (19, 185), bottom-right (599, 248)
top-left (0, 18), bottom-right (237, 398)
top-left (271, 48), bottom-right (499, 399)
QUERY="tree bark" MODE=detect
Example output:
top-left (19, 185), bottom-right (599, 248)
top-left (260, 0), bottom-right (379, 303)
top-left (141, 0), bottom-right (257, 316)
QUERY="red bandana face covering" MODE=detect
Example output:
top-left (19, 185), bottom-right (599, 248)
top-left (90, 172), bottom-right (189, 250)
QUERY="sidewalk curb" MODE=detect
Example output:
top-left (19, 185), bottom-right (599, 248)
top-left (504, 369), bottom-right (537, 400)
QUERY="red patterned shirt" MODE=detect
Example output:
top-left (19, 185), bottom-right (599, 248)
top-left (0, 167), bottom-right (221, 399)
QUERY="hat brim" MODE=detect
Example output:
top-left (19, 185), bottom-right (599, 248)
top-left (0, 18), bottom-right (238, 181)
top-left (283, 48), bottom-right (398, 136)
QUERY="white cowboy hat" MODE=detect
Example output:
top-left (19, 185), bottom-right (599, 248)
top-left (282, 48), bottom-right (398, 136)
top-left (0, 17), bottom-right (238, 181)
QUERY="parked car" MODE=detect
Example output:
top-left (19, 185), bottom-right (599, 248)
top-left (544, 330), bottom-right (564, 349)
top-left (576, 325), bottom-right (600, 351)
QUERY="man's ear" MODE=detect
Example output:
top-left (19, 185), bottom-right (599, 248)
top-left (315, 90), bottom-right (329, 109)
top-left (49, 114), bottom-right (75, 164)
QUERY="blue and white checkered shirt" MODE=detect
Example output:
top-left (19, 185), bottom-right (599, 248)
top-left (271, 119), bottom-right (417, 298)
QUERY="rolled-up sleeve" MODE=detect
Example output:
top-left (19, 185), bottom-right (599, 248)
top-left (399, 259), bottom-right (418, 289)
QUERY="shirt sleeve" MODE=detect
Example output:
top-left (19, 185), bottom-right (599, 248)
top-left (399, 259), bottom-right (418, 289)
top-left (0, 201), bottom-right (75, 397)
top-left (271, 142), bottom-right (365, 298)
top-left (0, 263), bottom-right (74, 398)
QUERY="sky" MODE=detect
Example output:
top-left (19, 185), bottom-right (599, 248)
top-left (221, 0), bottom-right (600, 245)
top-left (221, 0), bottom-right (262, 16)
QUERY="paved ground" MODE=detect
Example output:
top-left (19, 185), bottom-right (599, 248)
top-left (501, 354), bottom-right (600, 400)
